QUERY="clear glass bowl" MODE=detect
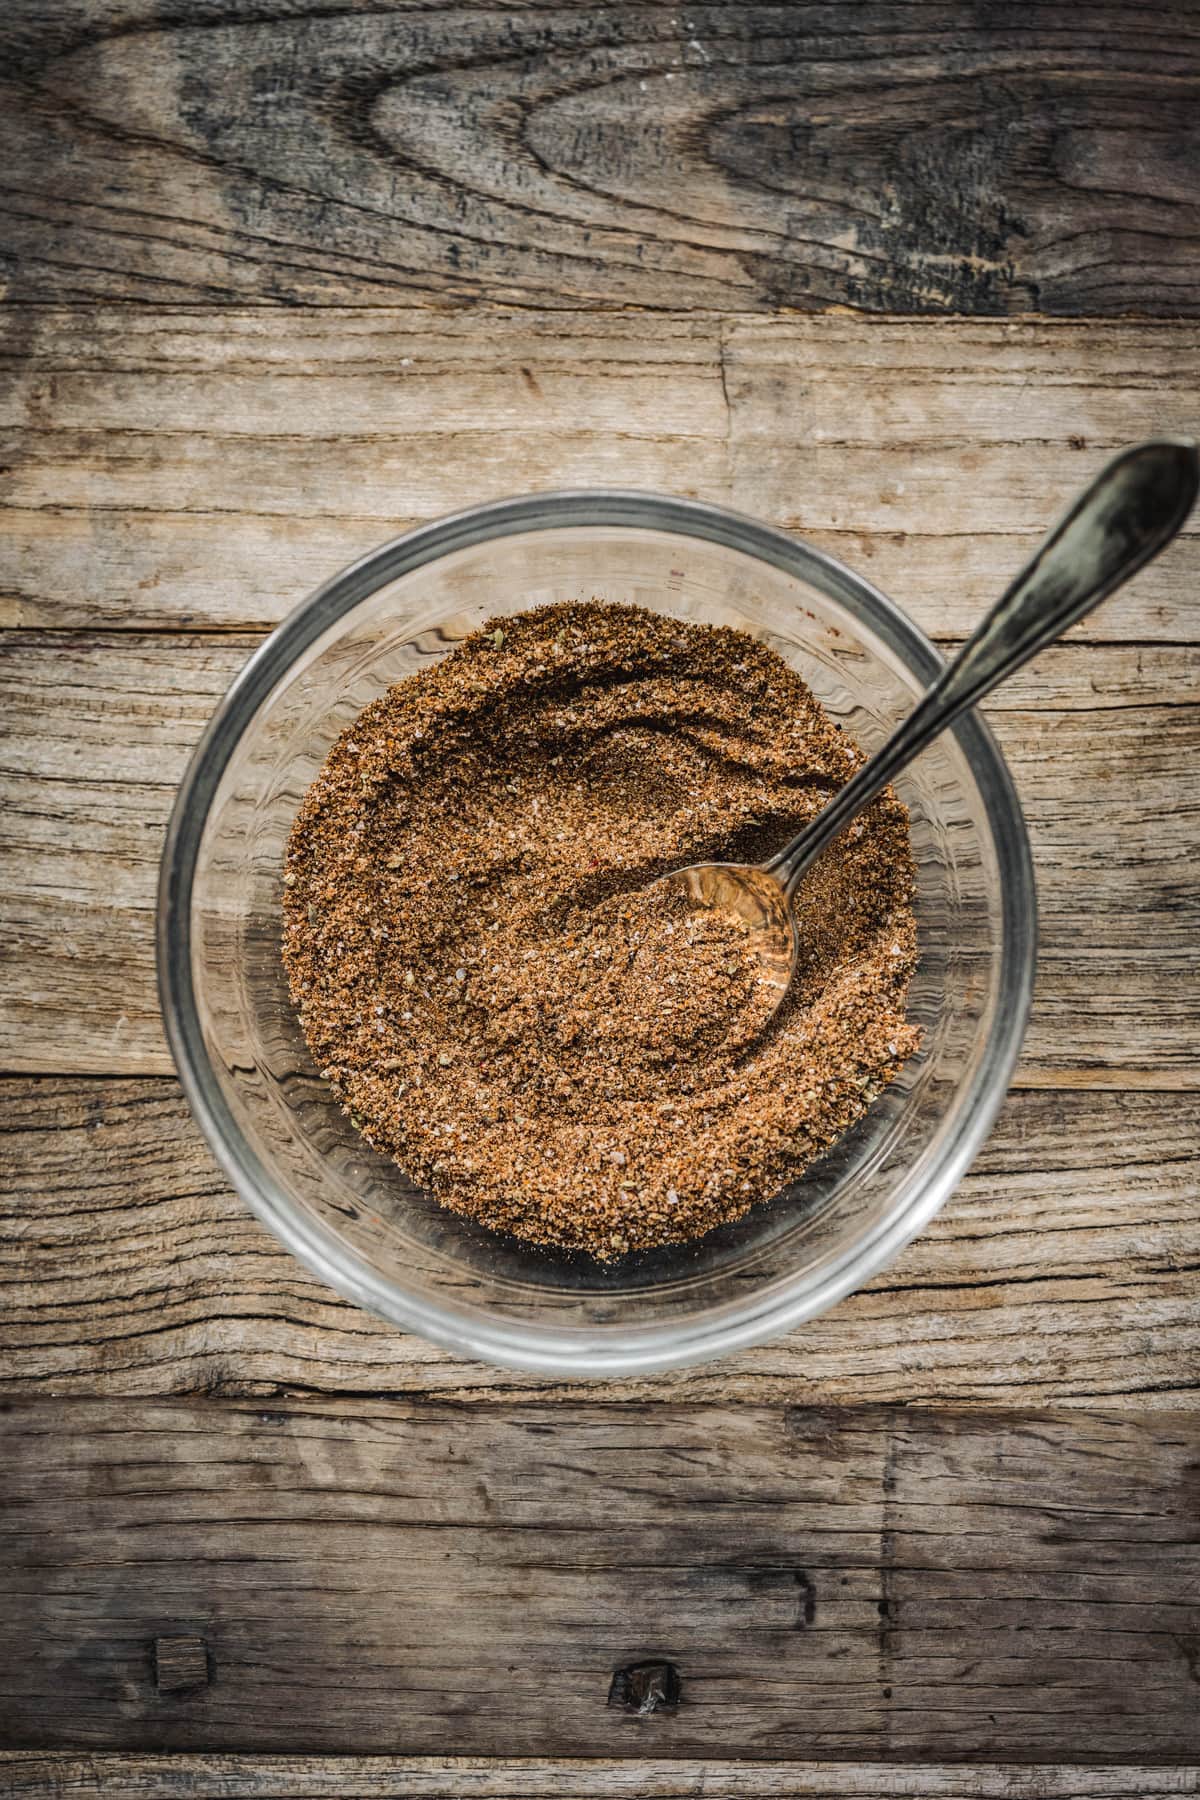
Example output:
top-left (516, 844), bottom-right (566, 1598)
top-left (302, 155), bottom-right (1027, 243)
top-left (158, 492), bottom-right (1036, 1376)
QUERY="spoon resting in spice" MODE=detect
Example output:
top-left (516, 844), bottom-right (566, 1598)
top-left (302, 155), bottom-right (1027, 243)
top-left (651, 437), bottom-right (1200, 1003)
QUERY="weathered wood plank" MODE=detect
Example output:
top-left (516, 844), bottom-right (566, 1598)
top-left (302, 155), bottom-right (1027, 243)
top-left (0, 1400), bottom-right (1196, 1760)
top-left (3, 1079), bottom-right (1196, 1407)
top-left (1, 634), bottom-right (1196, 1076)
top-left (1, 6), bottom-right (1198, 313)
top-left (3, 1752), bottom-right (1198, 1798)
top-left (1, 309), bottom-right (1197, 639)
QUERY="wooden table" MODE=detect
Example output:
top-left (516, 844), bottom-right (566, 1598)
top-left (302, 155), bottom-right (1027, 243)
top-left (2, 7), bottom-right (1198, 1795)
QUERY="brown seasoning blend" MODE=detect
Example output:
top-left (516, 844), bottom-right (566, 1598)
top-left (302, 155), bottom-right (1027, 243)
top-left (282, 601), bottom-right (920, 1258)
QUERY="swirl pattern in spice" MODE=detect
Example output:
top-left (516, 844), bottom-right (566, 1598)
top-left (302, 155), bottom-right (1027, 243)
top-left (282, 601), bottom-right (920, 1257)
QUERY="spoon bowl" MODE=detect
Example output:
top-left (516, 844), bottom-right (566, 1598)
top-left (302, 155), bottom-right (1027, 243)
top-left (651, 859), bottom-right (797, 995)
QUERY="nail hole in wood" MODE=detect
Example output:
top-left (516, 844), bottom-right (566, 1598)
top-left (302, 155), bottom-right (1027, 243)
top-left (607, 1659), bottom-right (681, 1714)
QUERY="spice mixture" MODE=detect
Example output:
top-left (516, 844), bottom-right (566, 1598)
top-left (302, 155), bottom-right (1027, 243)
top-left (282, 601), bottom-right (919, 1257)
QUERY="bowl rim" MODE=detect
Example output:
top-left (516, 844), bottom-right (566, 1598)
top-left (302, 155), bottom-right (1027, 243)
top-left (158, 489), bottom-right (1037, 1376)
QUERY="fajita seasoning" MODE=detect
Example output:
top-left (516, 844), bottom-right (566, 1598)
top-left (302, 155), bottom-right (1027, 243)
top-left (282, 601), bottom-right (919, 1258)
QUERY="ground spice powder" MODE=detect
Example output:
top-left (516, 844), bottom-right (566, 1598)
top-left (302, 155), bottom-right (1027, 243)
top-left (282, 601), bottom-right (920, 1258)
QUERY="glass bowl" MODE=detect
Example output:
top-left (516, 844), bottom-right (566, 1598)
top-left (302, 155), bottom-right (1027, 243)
top-left (158, 492), bottom-right (1036, 1376)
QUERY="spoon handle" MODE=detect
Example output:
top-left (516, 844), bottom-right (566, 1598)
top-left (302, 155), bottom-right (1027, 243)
top-left (768, 437), bottom-right (1199, 898)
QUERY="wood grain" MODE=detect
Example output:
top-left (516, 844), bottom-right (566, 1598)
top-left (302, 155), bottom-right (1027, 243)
top-left (1, 1399), bottom-right (1197, 1760)
top-left (1, 6), bottom-right (1198, 313)
top-left (2, 632), bottom-right (1197, 1077)
top-left (2, 308), bottom-right (1197, 639)
top-left (4, 1753), bottom-right (1198, 1798)
top-left (3, 1079), bottom-right (1196, 1407)
top-left (2, 7), bottom-right (1199, 1783)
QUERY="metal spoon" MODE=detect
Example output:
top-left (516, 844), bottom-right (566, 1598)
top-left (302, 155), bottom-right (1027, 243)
top-left (650, 437), bottom-right (1199, 1002)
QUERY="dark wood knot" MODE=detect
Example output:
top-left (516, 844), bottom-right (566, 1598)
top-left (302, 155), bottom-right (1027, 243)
top-left (607, 1659), bottom-right (681, 1715)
